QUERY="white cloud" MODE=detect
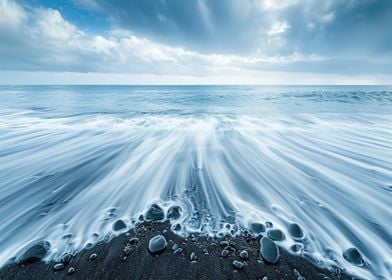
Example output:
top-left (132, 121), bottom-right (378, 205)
top-left (0, 0), bottom-right (26, 29)
top-left (267, 21), bottom-right (290, 36)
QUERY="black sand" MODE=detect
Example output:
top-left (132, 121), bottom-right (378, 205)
top-left (0, 221), bottom-right (351, 280)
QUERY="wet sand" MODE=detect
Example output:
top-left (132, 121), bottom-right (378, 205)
top-left (0, 221), bottom-right (351, 280)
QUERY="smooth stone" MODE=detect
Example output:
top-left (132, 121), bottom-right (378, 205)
top-left (172, 243), bottom-right (178, 251)
top-left (260, 237), bottom-right (279, 264)
top-left (89, 253), bottom-right (97, 260)
top-left (232, 260), bottom-right (245, 270)
top-left (174, 248), bottom-right (183, 254)
top-left (267, 229), bottom-right (285, 241)
top-left (290, 244), bottom-right (302, 253)
top-left (53, 263), bottom-right (64, 271)
top-left (17, 241), bottom-right (51, 264)
top-left (288, 223), bottom-right (304, 239)
top-left (220, 249), bottom-right (229, 258)
top-left (112, 219), bottom-right (127, 231)
top-left (167, 206), bottom-right (182, 220)
top-left (190, 252), bottom-right (197, 261)
top-left (343, 248), bottom-right (364, 265)
top-left (173, 224), bottom-right (181, 231)
top-left (250, 223), bottom-right (266, 234)
top-left (60, 253), bottom-right (71, 264)
top-left (265, 222), bottom-right (273, 228)
top-left (68, 267), bottom-right (75, 275)
top-left (146, 204), bottom-right (164, 221)
top-left (148, 235), bottom-right (167, 254)
top-left (239, 250), bottom-right (249, 260)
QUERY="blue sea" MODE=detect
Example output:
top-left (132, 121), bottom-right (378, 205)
top-left (0, 85), bottom-right (391, 279)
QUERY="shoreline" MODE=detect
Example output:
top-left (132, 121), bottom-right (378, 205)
top-left (0, 221), bottom-right (352, 280)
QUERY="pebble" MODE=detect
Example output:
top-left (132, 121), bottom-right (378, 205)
top-left (129, 237), bottom-right (139, 245)
top-left (343, 248), bottom-right (363, 265)
top-left (265, 222), bottom-right (273, 228)
top-left (267, 229), bottom-right (285, 241)
top-left (167, 206), bottom-right (182, 220)
top-left (60, 253), bottom-right (71, 264)
top-left (148, 235), bottom-right (167, 254)
top-left (190, 252), bottom-right (197, 261)
top-left (67, 267), bottom-right (75, 275)
top-left (288, 223), bottom-right (304, 239)
top-left (112, 219), bottom-right (127, 231)
top-left (250, 223), bottom-right (266, 234)
top-left (17, 241), bottom-right (51, 264)
top-left (145, 204), bottom-right (165, 221)
top-left (260, 237), bottom-right (279, 264)
top-left (172, 243), bottom-right (179, 251)
top-left (220, 240), bottom-right (230, 247)
top-left (221, 249), bottom-right (229, 258)
top-left (174, 248), bottom-right (183, 254)
top-left (89, 253), bottom-right (97, 260)
top-left (173, 224), bottom-right (182, 231)
top-left (239, 250), bottom-right (249, 260)
top-left (290, 244), bottom-right (302, 253)
top-left (232, 260), bottom-right (245, 270)
top-left (53, 263), bottom-right (65, 271)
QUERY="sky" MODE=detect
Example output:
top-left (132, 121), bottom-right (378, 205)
top-left (0, 0), bottom-right (391, 84)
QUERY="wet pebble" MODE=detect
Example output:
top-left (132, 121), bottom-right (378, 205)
top-left (60, 253), bottom-right (71, 264)
top-left (190, 252), bottom-right (197, 261)
top-left (260, 237), bottom-right (279, 264)
top-left (145, 204), bottom-right (165, 221)
top-left (129, 237), bottom-right (139, 245)
top-left (112, 219), bottom-right (127, 231)
top-left (174, 248), bottom-right (183, 254)
top-left (343, 248), bottom-right (363, 265)
top-left (290, 244), bottom-right (302, 253)
top-left (221, 249), bottom-right (229, 258)
top-left (172, 243), bottom-right (179, 251)
top-left (148, 235), bottom-right (167, 254)
top-left (288, 223), bottom-right (304, 239)
top-left (167, 206), bottom-right (182, 220)
top-left (250, 223), bottom-right (266, 234)
top-left (89, 253), bottom-right (97, 260)
top-left (53, 263), bottom-right (65, 271)
top-left (239, 250), bottom-right (249, 260)
top-left (67, 267), bottom-right (75, 275)
top-left (267, 229), bottom-right (285, 241)
top-left (232, 260), bottom-right (245, 270)
top-left (17, 241), bottom-right (51, 264)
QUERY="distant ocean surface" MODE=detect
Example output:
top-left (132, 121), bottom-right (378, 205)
top-left (0, 85), bottom-right (391, 279)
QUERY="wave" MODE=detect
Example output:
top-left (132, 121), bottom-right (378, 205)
top-left (0, 112), bottom-right (391, 279)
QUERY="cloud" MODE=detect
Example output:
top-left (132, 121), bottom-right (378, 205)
top-left (0, 0), bottom-right (391, 81)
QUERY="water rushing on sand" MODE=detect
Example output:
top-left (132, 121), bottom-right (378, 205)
top-left (0, 86), bottom-right (391, 279)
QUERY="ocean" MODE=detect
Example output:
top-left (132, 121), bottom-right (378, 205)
top-left (0, 85), bottom-right (391, 279)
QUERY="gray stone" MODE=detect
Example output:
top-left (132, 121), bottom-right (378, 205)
top-left (167, 206), bottom-right (182, 220)
top-left (53, 263), bottom-right (64, 271)
top-left (260, 237), bottom-right (279, 264)
top-left (221, 249), bottom-right (229, 258)
top-left (239, 250), bottom-right (249, 260)
top-left (17, 241), bottom-right (51, 264)
top-left (89, 253), bottom-right (97, 260)
top-left (232, 260), bottom-right (245, 270)
top-left (146, 204), bottom-right (164, 221)
top-left (148, 235), bottom-right (167, 254)
top-left (250, 223), bottom-right (266, 234)
top-left (267, 229), bottom-right (285, 241)
top-left (288, 223), bottom-right (304, 239)
top-left (343, 248), bottom-right (363, 266)
top-left (112, 219), bottom-right (127, 231)
top-left (68, 267), bottom-right (76, 275)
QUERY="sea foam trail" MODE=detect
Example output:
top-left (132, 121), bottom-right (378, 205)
top-left (0, 112), bottom-right (391, 279)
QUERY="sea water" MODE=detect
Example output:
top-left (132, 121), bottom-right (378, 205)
top-left (0, 85), bottom-right (391, 279)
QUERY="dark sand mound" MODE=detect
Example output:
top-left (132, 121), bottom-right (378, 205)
top-left (0, 221), bottom-right (351, 280)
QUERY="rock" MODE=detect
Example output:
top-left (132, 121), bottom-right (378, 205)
top-left (265, 222), bottom-right (273, 228)
top-left (145, 204), bottom-right (164, 221)
top-left (17, 241), bottom-right (51, 264)
top-left (219, 240), bottom-right (229, 247)
top-left (129, 237), bottom-right (138, 245)
top-left (53, 263), bottom-right (64, 271)
top-left (167, 206), bottom-right (182, 220)
top-left (60, 253), bottom-right (71, 264)
top-left (250, 223), bottom-right (266, 234)
top-left (173, 224), bottom-right (181, 231)
top-left (112, 219), bottom-right (127, 231)
top-left (232, 260), bottom-right (245, 270)
top-left (239, 250), bottom-right (249, 260)
top-left (260, 237), bottom-right (279, 264)
top-left (174, 248), bottom-right (183, 254)
top-left (267, 229), bottom-right (285, 241)
top-left (190, 252), bottom-right (197, 261)
top-left (89, 253), bottom-right (97, 260)
top-left (148, 235), bottom-right (167, 254)
top-left (67, 267), bottom-right (75, 275)
top-left (343, 248), bottom-right (363, 265)
top-left (288, 223), bottom-right (304, 239)
top-left (221, 249), bottom-right (229, 258)
top-left (172, 243), bottom-right (178, 251)
top-left (290, 244), bottom-right (302, 253)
